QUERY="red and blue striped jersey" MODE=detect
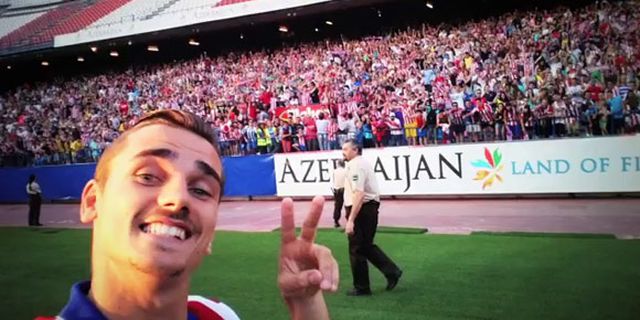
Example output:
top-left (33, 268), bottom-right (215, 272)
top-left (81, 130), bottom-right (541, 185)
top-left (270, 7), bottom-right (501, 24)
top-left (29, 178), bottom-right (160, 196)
top-left (36, 281), bottom-right (240, 320)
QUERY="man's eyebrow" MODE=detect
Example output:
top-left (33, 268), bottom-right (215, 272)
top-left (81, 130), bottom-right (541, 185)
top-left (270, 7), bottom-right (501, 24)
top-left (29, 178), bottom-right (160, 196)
top-left (133, 148), bottom-right (223, 192)
top-left (196, 160), bottom-right (223, 186)
top-left (134, 148), bottom-right (178, 160)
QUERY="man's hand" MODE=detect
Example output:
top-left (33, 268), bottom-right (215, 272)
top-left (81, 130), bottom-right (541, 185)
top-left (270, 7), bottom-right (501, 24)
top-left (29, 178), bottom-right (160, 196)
top-left (279, 196), bottom-right (339, 320)
top-left (345, 220), bottom-right (354, 236)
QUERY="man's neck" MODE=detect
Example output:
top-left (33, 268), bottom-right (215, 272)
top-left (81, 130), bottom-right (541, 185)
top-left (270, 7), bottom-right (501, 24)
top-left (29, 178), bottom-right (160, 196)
top-left (89, 261), bottom-right (190, 320)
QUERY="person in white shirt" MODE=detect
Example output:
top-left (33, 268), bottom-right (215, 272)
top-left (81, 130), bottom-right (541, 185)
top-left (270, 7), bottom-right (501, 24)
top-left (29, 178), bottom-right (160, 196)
top-left (316, 113), bottom-right (330, 151)
top-left (387, 114), bottom-right (404, 146)
top-left (26, 174), bottom-right (43, 226)
top-left (337, 114), bottom-right (350, 146)
top-left (342, 140), bottom-right (402, 296)
top-left (346, 115), bottom-right (358, 140)
top-left (331, 160), bottom-right (346, 228)
top-left (553, 95), bottom-right (568, 137)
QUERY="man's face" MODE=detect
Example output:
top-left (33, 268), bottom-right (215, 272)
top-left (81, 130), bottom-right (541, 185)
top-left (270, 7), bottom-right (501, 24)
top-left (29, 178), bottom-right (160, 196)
top-left (342, 143), bottom-right (358, 162)
top-left (82, 124), bottom-right (223, 277)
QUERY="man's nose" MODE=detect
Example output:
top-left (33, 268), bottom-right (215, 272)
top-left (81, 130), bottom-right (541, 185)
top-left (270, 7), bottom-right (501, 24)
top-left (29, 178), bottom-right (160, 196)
top-left (157, 178), bottom-right (190, 215)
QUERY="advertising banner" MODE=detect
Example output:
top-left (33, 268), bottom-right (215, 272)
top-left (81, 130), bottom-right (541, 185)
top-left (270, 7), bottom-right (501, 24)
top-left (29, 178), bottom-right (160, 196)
top-left (274, 136), bottom-right (640, 196)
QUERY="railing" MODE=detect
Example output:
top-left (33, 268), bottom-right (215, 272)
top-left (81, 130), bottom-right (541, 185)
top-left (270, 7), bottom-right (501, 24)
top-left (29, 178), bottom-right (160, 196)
top-left (2, 135), bottom-right (640, 202)
top-left (0, 153), bottom-right (276, 202)
top-left (3, 114), bottom-right (638, 168)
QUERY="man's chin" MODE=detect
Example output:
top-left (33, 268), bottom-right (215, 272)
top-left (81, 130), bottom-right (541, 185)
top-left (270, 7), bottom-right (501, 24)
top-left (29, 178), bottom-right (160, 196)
top-left (129, 256), bottom-right (188, 278)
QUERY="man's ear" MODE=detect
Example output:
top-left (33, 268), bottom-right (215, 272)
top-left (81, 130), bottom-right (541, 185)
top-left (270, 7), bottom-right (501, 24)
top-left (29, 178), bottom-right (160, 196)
top-left (80, 179), bottom-right (100, 224)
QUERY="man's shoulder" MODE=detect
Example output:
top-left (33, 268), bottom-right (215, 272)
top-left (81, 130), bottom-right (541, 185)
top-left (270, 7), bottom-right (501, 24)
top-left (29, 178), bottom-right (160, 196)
top-left (187, 295), bottom-right (240, 320)
top-left (37, 281), bottom-right (240, 320)
top-left (350, 157), bottom-right (369, 171)
top-left (35, 297), bottom-right (241, 320)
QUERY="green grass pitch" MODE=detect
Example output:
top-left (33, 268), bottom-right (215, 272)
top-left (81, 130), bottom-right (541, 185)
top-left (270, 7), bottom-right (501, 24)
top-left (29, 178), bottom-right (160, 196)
top-left (1, 227), bottom-right (639, 319)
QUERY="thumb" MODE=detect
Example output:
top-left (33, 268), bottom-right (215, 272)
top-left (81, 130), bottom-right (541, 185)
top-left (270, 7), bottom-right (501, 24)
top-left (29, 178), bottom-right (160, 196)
top-left (279, 269), bottom-right (323, 298)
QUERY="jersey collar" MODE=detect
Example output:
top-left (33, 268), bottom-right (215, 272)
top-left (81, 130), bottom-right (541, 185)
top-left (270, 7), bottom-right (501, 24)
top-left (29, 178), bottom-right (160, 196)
top-left (59, 281), bottom-right (199, 320)
top-left (59, 281), bottom-right (108, 320)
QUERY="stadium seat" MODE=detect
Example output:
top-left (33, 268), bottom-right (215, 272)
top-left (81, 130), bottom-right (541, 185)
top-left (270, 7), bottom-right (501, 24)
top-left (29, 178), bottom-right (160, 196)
top-left (0, 0), bottom-right (131, 51)
top-left (215, 0), bottom-right (254, 7)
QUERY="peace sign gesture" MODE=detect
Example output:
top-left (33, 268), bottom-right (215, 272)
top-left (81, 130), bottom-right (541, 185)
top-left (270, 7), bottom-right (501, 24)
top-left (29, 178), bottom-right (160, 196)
top-left (278, 196), bottom-right (339, 320)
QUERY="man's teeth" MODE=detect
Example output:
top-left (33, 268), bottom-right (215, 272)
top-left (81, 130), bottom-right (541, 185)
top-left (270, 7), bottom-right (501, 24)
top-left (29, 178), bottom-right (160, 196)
top-left (143, 223), bottom-right (186, 240)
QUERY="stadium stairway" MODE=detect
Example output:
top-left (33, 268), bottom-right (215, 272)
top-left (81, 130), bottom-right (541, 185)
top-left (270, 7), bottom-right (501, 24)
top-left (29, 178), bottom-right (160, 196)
top-left (42, 0), bottom-right (131, 40)
top-left (0, 0), bottom-right (84, 49)
top-left (141, 0), bottom-right (181, 20)
top-left (0, 11), bottom-right (47, 38)
top-left (0, 0), bottom-right (131, 51)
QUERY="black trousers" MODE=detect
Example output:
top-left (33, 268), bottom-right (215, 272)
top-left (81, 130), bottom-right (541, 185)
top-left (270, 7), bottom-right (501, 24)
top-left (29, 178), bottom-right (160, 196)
top-left (333, 188), bottom-right (344, 223)
top-left (28, 194), bottom-right (41, 226)
top-left (306, 138), bottom-right (319, 151)
top-left (363, 138), bottom-right (376, 149)
top-left (346, 201), bottom-right (401, 291)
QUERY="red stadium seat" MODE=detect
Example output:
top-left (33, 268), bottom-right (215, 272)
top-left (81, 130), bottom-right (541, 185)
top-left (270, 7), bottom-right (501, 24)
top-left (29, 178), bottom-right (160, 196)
top-left (215, 0), bottom-right (254, 8)
top-left (0, 0), bottom-right (131, 50)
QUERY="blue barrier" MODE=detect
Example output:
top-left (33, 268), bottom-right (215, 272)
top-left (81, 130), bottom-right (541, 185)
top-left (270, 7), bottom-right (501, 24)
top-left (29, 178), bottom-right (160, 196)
top-left (0, 163), bottom-right (96, 203)
top-left (0, 155), bottom-right (277, 202)
top-left (222, 155), bottom-right (277, 197)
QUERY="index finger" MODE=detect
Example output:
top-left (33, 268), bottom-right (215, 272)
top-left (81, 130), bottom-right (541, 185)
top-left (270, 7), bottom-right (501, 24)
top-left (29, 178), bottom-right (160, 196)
top-left (280, 198), bottom-right (296, 244)
top-left (300, 196), bottom-right (325, 243)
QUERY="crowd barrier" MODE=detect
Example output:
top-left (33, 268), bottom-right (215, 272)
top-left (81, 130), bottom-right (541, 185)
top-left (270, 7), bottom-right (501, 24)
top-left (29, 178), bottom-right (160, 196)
top-left (0, 155), bottom-right (277, 202)
top-left (1, 136), bottom-right (639, 203)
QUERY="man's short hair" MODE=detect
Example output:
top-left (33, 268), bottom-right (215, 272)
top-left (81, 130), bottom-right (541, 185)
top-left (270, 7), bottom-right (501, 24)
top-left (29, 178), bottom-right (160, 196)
top-left (343, 139), bottom-right (361, 154)
top-left (94, 110), bottom-right (222, 191)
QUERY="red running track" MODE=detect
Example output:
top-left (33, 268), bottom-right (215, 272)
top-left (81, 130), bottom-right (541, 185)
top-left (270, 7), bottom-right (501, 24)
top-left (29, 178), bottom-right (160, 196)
top-left (1, 199), bottom-right (639, 238)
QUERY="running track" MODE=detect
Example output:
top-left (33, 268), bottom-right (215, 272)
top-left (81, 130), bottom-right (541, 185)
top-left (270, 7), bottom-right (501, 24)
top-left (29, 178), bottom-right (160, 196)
top-left (2, 199), bottom-right (640, 238)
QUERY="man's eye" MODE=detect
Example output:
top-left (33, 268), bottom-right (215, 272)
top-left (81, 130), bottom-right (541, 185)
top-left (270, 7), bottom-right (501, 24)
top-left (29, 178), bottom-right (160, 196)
top-left (135, 173), bottom-right (160, 185)
top-left (190, 188), bottom-right (212, 198)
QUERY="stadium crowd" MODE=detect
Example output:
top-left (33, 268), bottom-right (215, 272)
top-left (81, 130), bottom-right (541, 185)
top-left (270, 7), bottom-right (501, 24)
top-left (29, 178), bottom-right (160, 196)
top-left (1, 0), bottom-right (639, 167)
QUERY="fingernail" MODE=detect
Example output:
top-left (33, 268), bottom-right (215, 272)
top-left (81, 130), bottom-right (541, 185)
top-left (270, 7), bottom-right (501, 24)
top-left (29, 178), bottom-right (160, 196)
top-left (321, 280), bottom-right (331, 289)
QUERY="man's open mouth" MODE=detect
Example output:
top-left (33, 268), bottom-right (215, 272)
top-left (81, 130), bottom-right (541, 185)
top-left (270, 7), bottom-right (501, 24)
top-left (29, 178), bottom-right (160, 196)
top-left (139, 222), bottom-right (192, 241)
